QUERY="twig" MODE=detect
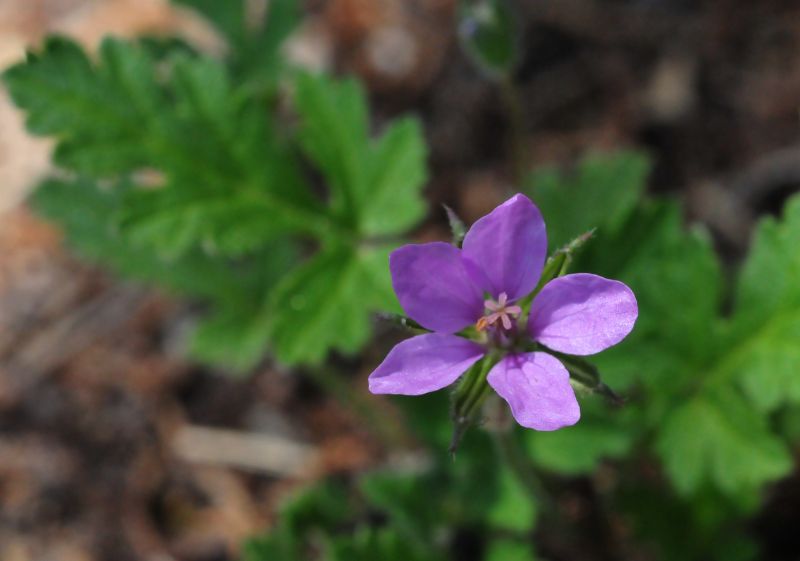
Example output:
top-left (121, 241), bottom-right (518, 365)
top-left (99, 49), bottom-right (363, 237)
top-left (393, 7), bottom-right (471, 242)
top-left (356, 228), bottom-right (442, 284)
top-left (173, 425), bottom-right (317, 477)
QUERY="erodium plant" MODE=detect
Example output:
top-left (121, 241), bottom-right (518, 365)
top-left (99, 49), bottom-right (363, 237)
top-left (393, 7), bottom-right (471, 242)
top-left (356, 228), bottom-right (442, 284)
top-left (369, 195), bottom-right (637, 434)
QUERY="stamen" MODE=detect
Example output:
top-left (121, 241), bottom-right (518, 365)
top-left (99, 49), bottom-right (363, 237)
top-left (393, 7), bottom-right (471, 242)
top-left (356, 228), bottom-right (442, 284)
top-left (475, 292), bottom-right (522, 332)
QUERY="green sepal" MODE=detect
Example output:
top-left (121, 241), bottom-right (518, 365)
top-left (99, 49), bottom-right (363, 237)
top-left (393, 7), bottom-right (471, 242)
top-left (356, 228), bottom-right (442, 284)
top-left (519, 228), bottom-right (595, 314)
top-left (443, 204), bottom-right (467, 247)
top-left (449, 353), bottom-right (500, 454)
top-left (377, 313), bottom-right (429, 335)
top-left (549, 350), bottom-right (624, 405)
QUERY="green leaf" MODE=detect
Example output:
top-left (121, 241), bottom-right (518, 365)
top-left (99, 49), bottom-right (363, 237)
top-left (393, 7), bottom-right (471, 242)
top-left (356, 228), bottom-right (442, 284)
top-left (727, 196), bottom-right (800, 411)
top-left (280, 480), bottom-right (354, 532)
top-left (244, 480), bottom-right (355, 561)
top-left (7, 37), bottom-right (324, 256)
top-left (31, 178), bottom-right (231, 298)
top-left (656, 387), bottom-right (792, 496)
top-left (359, 434), bottom-right (510, 541)
top-left (33, 177), bottom-right (299, 371)
top-left (531, 150), bottom-right (800, 501)
top-left (362, 117), bottom-right (428, 236)
top-left (6, 34), bottom-right (425, 368)
top-left (487, 466), bottom-right (537, 531)
top-left (779, 405), bottom-right (800, 443)
top-left (171, 0), bottom-right (246, 43)
top-left (118, 181), bottom-right (322, 259)
top-left (484, 539), bottom-right (536, 561)
top-left (238, 0), bottom-right (300, 87)
top-left (242, 535), bottom-right (294, 561)
top-left (3, 37), bottom-right (156, 175)
top-left (328, 527), bottom-right (447, 561)
top-left (119, 55), bottom-right (324, 257)
top-left (293, 72), bottom-right (428, 234)
top-left (172, 0), bottom-right (299, 88)
top-left (525, 406), bottom-right (633, 475)
top-left (294, 72), bottom-right (366, 224)
top-left (589, 201), bottom-right (724, 392)
top-left (618, 482), bottom-right (758, 561)
top-left (188, 242), bottom-right (297, 371)
top-left (189, 306), bottom-right (272, 371)
top-left (268, 244), bottom-right (398, 364)
top-left (528, 150), bottom-right (651, 250)
top-left (360, 472), bottom-right (434, 542)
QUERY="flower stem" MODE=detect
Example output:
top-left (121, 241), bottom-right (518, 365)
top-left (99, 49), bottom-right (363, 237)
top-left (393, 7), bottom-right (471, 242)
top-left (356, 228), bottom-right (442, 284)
top-left (499, 75), bottom-right (526, 185)
top-left (450, 354), bottom-right (499, 453)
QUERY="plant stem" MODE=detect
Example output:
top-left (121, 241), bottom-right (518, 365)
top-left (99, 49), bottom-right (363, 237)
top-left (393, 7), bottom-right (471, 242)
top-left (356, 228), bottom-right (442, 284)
top-left (450, 355), bottom-right (499, 454)
top-left (499, 75), bottom-right (526, 185)
top-left (461, 355), bottom-right (495, 415)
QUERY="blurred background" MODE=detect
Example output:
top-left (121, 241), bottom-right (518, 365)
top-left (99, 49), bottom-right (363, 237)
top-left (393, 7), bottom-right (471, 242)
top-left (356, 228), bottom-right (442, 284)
top-left (2, 1), bottom-right (800, 560)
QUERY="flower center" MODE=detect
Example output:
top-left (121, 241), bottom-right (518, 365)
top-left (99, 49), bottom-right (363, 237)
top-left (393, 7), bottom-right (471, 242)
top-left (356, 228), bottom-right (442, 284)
top-left (476, 292), bottom-right (522, 332)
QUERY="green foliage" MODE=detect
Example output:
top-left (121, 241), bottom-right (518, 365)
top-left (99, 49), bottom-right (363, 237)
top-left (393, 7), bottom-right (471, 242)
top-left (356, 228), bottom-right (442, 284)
top-left (484, 540), bottom-right (537, 561)
top-left (656, 388), bottom-right (791, 496)
top-left (729, 197), bottom-right (800, 411)
top-left (293, 72), bottom-right (428, 235)
top-left (487, 465), bottom-right (537, 531)
top-left (529, 153), bottom-right (800, 495)
top-left (523, 151), bottom-right (800, 559)
top-left (617, 483), bottom-right (759, 561)
top-left (267, 244), bottom-right (397, 364)
top-left (171, 0), bottom-right (299, 89)
top-left (531, 150), bottom-right (650, 250)
top-left (4, 10), bottom-right (427, 369)
top-left (525, 401), bottom-right (633, 476)
top-left (241, 149), bottom-right (800, 561)
top-left (245, 430), bottom-right (539, 561)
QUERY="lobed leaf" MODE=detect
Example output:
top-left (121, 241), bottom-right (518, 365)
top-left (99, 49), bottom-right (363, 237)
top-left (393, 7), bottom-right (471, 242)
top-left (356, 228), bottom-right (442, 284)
top-left (727, 196), bottom-right (800, 411)
top-left (267, 244), bottom-right (398, 364)
top-left (293, 72), bottom-right (428, 236)
top-left (656, 387), bottom-right (792, 496)
top-left (525, 405), bottom-right (633, 475)
top-left (170, 0), bottom-right (299, 88)
top-left (529, 150), bottom-right (651, 250)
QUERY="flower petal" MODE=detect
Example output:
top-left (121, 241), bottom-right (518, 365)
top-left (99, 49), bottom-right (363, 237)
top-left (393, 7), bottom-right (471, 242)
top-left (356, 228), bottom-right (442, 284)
top-left (390, 242), bottom-right (484, 333)
top-left (487, 352), bottom-right (580, 430)
top-left (368, 334), bottom-right (485, 395)
top-left (461, 194), bottom-right (547, 301)
top-left (528, 273), bottom-right (638, 355)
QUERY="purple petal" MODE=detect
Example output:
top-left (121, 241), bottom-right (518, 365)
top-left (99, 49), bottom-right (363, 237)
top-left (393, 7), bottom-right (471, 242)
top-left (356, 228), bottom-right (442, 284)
top-left (368, 334), bottom-right (485, 395)
top-left (390, 242), bottom-right (484, 333)
top-left (461, 194), bottom-right (547, 301)
top-left (528, 273), bottom-right (638, 355)
top-left (487, 352), bottom-right (580, 430)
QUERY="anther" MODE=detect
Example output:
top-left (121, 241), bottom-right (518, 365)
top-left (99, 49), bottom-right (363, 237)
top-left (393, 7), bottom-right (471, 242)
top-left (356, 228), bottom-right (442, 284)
top-left (475, 292), bottom-right (521, 332)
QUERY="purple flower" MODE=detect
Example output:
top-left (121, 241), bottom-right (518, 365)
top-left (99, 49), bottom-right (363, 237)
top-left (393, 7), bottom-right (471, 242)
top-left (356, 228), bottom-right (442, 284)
top-left (368, 194), bottom-right (638, 431)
